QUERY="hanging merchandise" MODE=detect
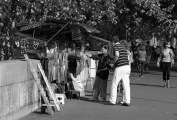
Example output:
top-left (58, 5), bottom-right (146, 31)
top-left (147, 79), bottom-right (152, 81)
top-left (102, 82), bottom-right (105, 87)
top-left (13, 33), bottom-right (46, 59)
top-left (89, 58), bottom-right (97, 78)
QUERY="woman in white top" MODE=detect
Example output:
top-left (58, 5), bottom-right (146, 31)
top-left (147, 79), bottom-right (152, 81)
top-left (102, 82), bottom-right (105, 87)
top-left (157, 42), bottom-right (174, 88)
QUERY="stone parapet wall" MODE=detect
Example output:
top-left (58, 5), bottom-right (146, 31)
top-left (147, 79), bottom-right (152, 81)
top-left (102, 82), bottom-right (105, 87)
top-left (0, 60), bottom-right (40, 120)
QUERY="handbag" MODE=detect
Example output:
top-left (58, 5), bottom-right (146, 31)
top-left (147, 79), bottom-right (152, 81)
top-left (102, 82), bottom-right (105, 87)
top-left (171, 58), bottom-right (174, 67)
top-left (169, 51), bottom-right (175, 67)
top-left (157, 57), bottom-right (162, 68)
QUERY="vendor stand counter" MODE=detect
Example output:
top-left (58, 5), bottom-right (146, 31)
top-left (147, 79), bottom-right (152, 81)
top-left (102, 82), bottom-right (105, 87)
top-left (0, 60), bottom-right (41, 120)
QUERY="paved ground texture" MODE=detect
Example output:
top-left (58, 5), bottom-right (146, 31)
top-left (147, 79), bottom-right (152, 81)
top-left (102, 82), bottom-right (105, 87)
top-left (20, 61), bottom-right (177, 120)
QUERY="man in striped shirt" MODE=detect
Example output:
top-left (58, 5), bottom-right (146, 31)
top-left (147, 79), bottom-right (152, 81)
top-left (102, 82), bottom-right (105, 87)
top-left (108, 36), bottom-right (131, 106)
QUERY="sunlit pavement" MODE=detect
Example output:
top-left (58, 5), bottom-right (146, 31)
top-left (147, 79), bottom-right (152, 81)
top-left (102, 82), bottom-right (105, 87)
top-left (20, 61), bottom-right (177, 120)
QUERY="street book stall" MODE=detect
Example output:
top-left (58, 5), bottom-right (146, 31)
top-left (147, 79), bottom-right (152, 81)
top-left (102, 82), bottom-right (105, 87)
top-left (0, 17), bottom-right (103, 120)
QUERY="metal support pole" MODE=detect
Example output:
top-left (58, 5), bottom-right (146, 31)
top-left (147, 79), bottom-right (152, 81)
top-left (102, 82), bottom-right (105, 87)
top-left (47, 22), bottom-right (70, 44)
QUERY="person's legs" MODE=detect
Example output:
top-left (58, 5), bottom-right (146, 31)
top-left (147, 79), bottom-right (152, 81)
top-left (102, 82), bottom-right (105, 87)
top-left (161, 62), bottom-right (167, 87)
top-left (109, 67), bottom-right (122, 104)
top-left (136, 58), bottom-right (140, 70)
top-left (100, 79), bottom-right (108, 101)
top-left (145, 55), bottom-right (151, 70)
top-left (121, 66), bottom-right (131, 104)
top-left (166, 62), bottom-right (171, 88)
top-left (92, 76), bottom-right (100, 100)
top-left (138, 61), bottom-right (142, 77)
top-left (141, 62), bottom-right (145, 76)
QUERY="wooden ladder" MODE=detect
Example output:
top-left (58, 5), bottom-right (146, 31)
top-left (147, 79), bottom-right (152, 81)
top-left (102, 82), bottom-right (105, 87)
top-left (24, 54), bottom-right (60, 116)
top-left (38, 63), bottom-right (60, 111)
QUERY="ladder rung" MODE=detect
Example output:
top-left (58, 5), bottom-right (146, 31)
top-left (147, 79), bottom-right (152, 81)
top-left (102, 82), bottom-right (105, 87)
top-left (42, 104), bottom-right (55, 107)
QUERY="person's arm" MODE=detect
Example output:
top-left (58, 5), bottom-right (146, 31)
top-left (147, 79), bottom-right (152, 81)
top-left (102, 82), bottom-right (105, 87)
top-left (91, 54), bottom-right (100, 60)
top-left (97, 67), bottom-right (108, 73)
top-left (87, 54), bottom-right (100, 60)
top-left (169, 49), bottom-right (174, 58)
top-left (114, 51), bottom-right (119, 63)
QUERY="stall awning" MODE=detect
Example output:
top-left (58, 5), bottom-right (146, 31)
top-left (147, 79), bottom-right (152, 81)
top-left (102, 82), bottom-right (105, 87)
top-left (19, 21), bottom-right (45, 32)
top-left (71, 23), bottom-right (101, 34)
top-left (15, 32), bottom-right (46, 44)
top-left (90, 36), bottom-right (110, 43)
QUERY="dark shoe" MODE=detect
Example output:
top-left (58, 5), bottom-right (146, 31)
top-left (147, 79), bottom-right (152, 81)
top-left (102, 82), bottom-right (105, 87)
top-left (121, 103), bottom-right (130, 107)
top-left (117, 101), bottom-right (130, 107)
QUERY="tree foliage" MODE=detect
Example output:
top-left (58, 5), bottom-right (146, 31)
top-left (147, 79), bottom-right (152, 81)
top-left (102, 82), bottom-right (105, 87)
top-left (0, 0), bottom-right (177, 39)
top-left (111, 0), bottom-right (177, 40)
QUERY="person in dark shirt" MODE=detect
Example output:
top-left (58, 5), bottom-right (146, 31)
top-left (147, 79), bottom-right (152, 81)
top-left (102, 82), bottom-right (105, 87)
top-left (145, 41), bottom-right (153, 70)
top-left (87, 44), bottom-right (112, 102)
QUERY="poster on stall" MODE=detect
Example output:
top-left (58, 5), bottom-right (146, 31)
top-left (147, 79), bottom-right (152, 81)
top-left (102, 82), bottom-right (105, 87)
top-left (89, 58), bottom-right (97, 78)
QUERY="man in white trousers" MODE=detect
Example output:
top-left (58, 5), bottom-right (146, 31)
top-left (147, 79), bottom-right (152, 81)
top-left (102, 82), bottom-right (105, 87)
top-left (108, 36), bottom-right (131, 106)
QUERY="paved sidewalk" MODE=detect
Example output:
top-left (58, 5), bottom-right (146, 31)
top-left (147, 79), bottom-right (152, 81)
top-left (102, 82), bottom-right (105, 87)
top-left (20, 62), bottom-right (177, 120)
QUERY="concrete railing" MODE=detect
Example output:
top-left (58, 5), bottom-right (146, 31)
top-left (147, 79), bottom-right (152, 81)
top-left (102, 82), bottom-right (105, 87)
top-left (0, 60), bottom-right (41, 120)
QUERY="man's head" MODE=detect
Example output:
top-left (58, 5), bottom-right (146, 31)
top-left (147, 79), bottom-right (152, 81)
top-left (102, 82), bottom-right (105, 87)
top-left (101, 44), bottom-right (109, 55)
top-left (112, 36), bottom-right (119, 45)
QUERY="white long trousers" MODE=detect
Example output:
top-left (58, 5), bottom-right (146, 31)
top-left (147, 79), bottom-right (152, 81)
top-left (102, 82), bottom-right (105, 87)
top-left (109, 65), bottom-right (131, 104)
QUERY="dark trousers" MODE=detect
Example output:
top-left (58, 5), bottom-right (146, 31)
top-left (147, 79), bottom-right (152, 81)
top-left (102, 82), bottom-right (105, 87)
top-left (93, 76), bottom-right (108, 100)
top-left (138, 61), bottom-right (146, 75)
top-left (161, 62), bottom-right (171, 80)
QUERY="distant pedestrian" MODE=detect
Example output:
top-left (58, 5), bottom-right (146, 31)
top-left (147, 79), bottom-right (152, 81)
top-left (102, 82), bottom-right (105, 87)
top-left (157, 42), bottom-right (174, 88)
top-left (155, 45), bottom-right (161, 60)
top-left (132, 40), bottom-right (140, 70)
top-left (150, 32), bottom-right (158, 60)
top-left (145, 41), bottom-right (153, 70)
top-left (137, 45), bottom-right (147, 77)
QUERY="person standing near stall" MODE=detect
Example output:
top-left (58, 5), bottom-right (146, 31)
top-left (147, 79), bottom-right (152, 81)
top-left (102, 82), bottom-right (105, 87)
top-left (87, 44), bottom-right (112, 102)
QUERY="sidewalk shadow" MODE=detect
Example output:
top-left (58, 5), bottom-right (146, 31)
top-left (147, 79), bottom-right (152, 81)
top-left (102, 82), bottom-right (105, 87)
top-left (80, 97), bottom-right (107, 105)
top-left (116, 94), bottom-right (177, 105)
top-left (131, 83), bottom-right (163, 88)
top-left (131, 68), bottom-right (177, 78)
top-left (131, 96), bottom-right (177, 105)
top-left (131, 83), bottom-right (177, 89)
